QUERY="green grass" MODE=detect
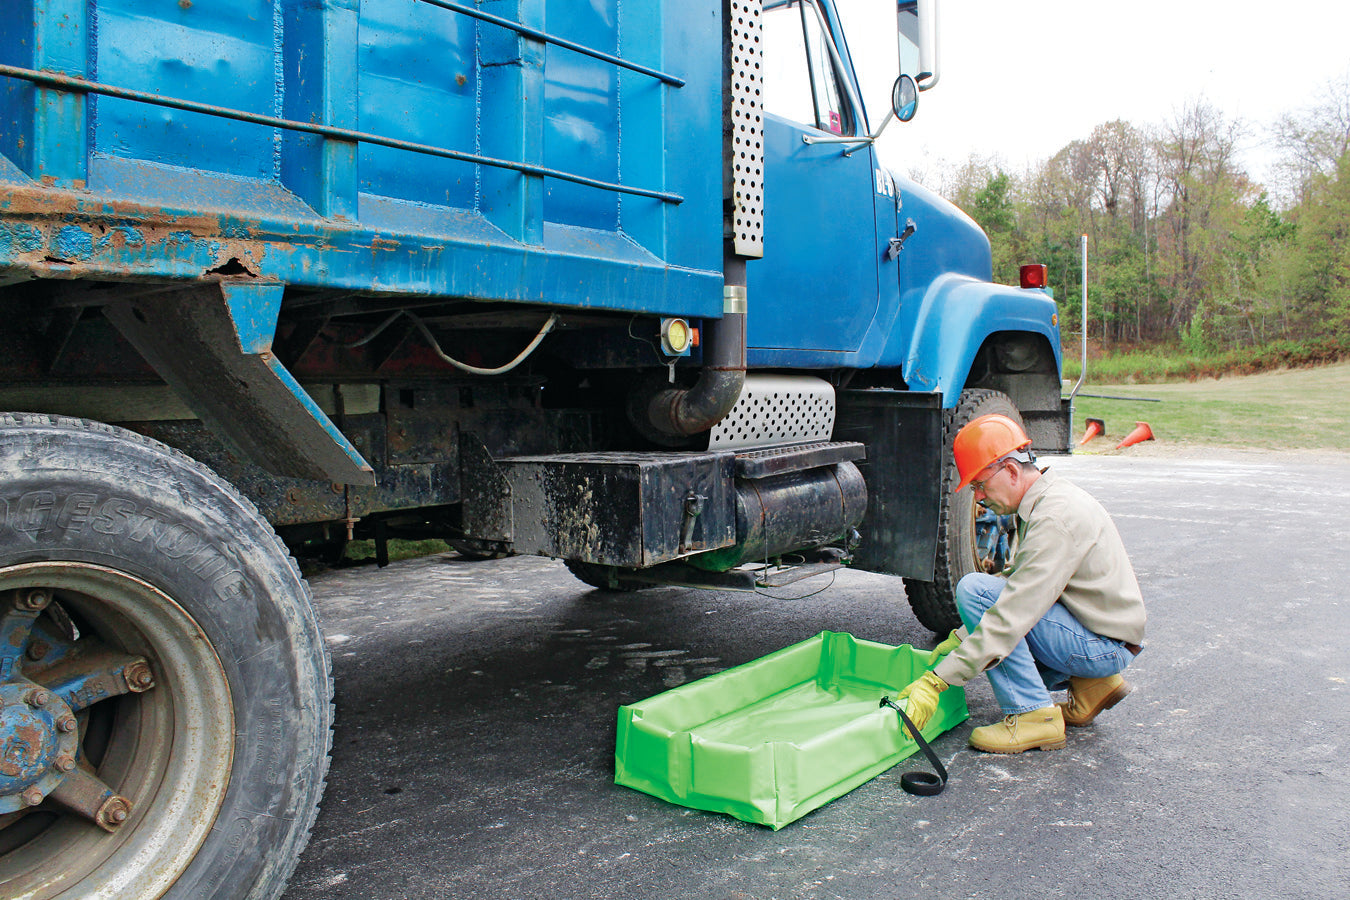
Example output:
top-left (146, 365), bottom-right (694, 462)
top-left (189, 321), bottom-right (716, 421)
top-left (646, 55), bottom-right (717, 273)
top-left (1061, 338), bottom-right (1350, 384)
top-left (1069, 361), bottom-right (1350, 452)
top-left (342, 538), bottom-right (451, 563)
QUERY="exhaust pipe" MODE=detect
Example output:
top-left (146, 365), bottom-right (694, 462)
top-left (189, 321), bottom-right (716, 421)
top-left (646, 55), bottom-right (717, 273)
top-left (646, 281), bottom-right (747, 437)
top-left (644, 0), bottom-right (760, 440)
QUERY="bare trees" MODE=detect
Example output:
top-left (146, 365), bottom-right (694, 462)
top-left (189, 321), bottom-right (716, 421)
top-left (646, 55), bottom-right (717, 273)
top-left (914, 82), bottom-right (1350, 355)
top-left (1272, 70), bottom-right (1350, 207)
top-left (1154, 100), bottom-right (1250, 340)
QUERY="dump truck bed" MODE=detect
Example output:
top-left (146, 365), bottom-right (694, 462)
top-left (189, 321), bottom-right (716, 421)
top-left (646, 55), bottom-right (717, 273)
top-left (0, 0), bottom-right (723, 317)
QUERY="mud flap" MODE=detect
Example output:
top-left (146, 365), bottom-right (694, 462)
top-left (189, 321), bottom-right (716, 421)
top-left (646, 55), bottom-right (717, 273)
top-left (834, 389), bottom-right (942, 581)
top-left (1023, 398), bottom-right (1073, 454)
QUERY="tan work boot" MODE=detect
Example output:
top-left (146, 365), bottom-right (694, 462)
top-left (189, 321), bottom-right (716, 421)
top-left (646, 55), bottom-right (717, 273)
top-left (969, 706), bottom-right (1066, 754)
top-left (1059, 674), bottom-right (1132, 727)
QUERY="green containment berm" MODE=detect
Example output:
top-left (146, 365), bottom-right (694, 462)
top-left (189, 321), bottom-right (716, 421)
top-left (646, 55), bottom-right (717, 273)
top-left (614, 631), bottom-right (969, 829)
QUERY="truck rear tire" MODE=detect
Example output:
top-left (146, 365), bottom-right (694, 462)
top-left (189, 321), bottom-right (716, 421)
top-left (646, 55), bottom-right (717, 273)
top-left (448, 538), bottom-right (509, 561)
top-left (902, 389), bottom-right (1023, 633)
top-left (0, 414), bottom-right (332, 899)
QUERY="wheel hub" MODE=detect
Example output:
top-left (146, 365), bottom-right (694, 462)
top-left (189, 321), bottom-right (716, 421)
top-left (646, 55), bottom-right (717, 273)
top-left (0, 681), bottom-right (79, 813)
top-left (0, 563), bottom-right (237, 896)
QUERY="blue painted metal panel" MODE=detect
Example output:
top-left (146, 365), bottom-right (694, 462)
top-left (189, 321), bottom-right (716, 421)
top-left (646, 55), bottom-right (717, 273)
top-left (655, 2), bottom-right (719, 271)
top-left (874, 174), bottom-right (1061, 404)
top-left (95, 0), bottom-right (279, 180)
top-left (898, 273), bottom-right (1062, 406)
top-left (0, 0), bottom-right (88, 186)
top-left (747, 113), bottom-right (879, 356)
top-left (281, 0), bottom-right (360, 220)
top-left (477, 0), bottom-right (545, 244)
top-left (0, 2), bottom-right (38, 173)
top-left (222, 281), bottom-right (284, 354)
top-left (852, 171), bottom-right (997, 375)
top-left (890, 174), bottom-right (993, 294)
top-left (542, 0), bottom-right (618, 232)
top-left (616, 1), bottom-right (669, 258)
top-left (357, 0), bottom-right (478, 211)
top-left (0, 180), bottom-right (723, 316)
top-left (745, 164), bottom-right (1061, 383)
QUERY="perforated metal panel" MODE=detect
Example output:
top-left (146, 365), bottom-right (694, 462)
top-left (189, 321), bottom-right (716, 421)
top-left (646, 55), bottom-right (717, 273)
top-left (708, 375), bottom-right (835, 449)
top-left (726, 0), bottom-right (765, 258)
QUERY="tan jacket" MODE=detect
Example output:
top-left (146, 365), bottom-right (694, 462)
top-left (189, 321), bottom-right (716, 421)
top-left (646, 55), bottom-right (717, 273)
top-left (933, 468), bottom-right (1146, 687)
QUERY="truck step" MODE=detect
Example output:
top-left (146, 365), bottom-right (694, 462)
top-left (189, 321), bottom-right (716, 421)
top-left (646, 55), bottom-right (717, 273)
top-left (733, 441), bottom-right (865, 479)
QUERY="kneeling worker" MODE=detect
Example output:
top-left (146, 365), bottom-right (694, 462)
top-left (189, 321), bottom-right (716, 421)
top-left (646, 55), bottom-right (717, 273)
top-left (899, 413), bottom-right (1146, 753)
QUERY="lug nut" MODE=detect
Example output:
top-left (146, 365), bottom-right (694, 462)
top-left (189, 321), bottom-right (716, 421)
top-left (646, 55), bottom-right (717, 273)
top-left (123, 660), bottom-right (156, 692)
top-left (55, 754), bottom-right (76, 772)
top-left (56, 716), bottom-right (77, 733)
top-left (16, 589), bottom-right (51, 611)
top-left (26, 689), bottom-right (50, 708)
top-left (96, 795), bottom-right (133, 831)
top-left (27, 640), bottom-right (50, 661)
top-left (22, 787), bottom-right (44, 807)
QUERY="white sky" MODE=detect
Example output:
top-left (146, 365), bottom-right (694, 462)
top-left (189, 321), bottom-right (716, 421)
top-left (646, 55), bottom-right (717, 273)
top-left (871, 0), bottom-right (1350, 190)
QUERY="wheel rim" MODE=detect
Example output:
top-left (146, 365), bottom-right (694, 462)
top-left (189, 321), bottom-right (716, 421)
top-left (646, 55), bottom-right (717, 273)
top-left (0, 562), bottom-right (233, 899)
top-left (971, 503), bottom-right (1016, 575)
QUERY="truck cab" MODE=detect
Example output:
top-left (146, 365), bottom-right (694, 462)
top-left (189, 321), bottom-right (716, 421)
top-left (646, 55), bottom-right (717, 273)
top-left (755, 1), bottom-right (1062, 397)
top-left (748, 0), bottom-right (1067, 623)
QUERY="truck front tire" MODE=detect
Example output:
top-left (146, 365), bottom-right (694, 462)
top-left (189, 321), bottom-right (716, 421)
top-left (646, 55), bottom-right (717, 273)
top-left (902, 389), bottom-right (1023, 633)
top-left (0, 414), bottom-right (332, 899)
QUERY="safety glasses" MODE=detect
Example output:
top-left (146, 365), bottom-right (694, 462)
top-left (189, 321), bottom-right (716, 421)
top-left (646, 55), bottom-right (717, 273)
top-left (969, 459), bottom-right (1010, 493)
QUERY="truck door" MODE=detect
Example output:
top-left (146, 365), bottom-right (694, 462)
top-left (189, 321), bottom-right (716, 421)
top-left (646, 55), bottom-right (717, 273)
top-left (751, 0), bottom-right (879, 358)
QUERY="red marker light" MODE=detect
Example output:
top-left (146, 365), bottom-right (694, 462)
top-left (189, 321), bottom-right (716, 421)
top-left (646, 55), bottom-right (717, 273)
top-left (1019, 264), bottom-right (1048, 290)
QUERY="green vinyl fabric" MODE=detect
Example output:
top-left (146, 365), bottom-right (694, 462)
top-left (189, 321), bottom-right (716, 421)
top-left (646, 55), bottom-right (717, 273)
top-left (614, 631), bottom-right (969, 829)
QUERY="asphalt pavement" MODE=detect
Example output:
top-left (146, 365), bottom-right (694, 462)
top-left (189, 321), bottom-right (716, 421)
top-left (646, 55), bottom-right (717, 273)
top-left (281, 453), bottom-right (1350, 900)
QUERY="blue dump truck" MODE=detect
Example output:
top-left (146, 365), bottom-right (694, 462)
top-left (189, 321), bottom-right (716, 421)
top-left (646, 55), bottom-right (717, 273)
top-left (0, 0), bottom-right (1067, 895)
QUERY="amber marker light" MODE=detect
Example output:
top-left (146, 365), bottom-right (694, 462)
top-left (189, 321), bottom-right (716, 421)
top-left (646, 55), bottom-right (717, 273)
top-left (660, 317), bottom-right (693, 356)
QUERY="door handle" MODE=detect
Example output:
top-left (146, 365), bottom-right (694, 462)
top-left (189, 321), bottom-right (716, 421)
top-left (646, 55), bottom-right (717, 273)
top-left (887, 220), bottom-right (917, 260)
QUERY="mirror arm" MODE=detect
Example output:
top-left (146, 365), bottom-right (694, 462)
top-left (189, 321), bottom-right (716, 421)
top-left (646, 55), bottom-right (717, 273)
top-left (802, 108), bottom-right (894, 151)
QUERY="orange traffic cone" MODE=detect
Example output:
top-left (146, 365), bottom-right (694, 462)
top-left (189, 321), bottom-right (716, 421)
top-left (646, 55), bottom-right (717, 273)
top-left (1116, 421), bottom-right (1154, 449)
top-left (1078, 417), bottom-right (1106, 446)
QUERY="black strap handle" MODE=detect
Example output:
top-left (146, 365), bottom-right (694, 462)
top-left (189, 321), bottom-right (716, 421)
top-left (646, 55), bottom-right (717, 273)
top-left (880, 697), bottom-right (949, 796)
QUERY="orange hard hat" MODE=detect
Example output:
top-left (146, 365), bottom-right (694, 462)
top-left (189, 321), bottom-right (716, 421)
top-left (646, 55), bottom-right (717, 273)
top-left (952, 413), bottom-right (1032, 493)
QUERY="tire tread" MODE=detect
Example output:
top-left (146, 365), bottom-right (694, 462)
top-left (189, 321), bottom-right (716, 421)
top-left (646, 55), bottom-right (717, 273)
top-left (901, 390), bottom-right (1022, 633)
top-left (0, 412), bottom-right (334, 900)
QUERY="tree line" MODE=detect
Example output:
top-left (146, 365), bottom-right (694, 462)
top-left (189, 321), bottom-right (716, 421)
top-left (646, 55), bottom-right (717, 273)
top-left (914, 74), bottom-right (1350, 357)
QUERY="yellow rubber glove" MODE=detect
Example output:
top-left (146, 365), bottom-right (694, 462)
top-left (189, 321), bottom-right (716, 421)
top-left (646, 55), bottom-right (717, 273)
top-left (896, 670), bottom-right (948, 737)
top-left (926, 629), bottom-right (963, 666)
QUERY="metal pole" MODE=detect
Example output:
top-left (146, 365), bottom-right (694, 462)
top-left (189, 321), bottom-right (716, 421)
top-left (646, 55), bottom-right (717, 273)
top-left (1069, 234), bottom-right (1088, 400)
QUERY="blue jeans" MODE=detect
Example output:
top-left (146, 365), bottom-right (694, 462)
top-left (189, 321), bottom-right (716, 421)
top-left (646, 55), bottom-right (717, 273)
top-left (955, 572), bottom-right (1138, 715)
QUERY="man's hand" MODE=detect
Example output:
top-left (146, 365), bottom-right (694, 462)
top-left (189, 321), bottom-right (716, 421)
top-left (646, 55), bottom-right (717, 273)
top-left (926, 629), bottom-right (962, 666)
top-left (896, 670), bottom-right (948, 736)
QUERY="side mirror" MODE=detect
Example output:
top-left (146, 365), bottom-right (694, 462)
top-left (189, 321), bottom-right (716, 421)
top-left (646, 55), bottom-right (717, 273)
top-left (891, 74), bottom-right (918, 122)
